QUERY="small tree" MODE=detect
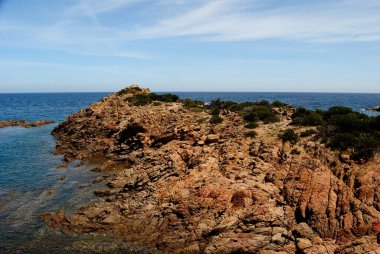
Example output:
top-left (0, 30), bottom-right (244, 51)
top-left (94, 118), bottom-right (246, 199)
top-left (209, 115), bottom-right (223, 124)
top-left (280, 129), bottom-right (299, 144)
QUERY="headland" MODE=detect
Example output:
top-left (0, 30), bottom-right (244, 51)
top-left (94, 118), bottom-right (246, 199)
top-left (43, 85), bottom-right (380, 253)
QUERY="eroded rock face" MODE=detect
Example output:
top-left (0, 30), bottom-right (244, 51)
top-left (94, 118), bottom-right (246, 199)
top-left (47, 86), bottom-right (380, 253)
top-left (0, 120), bottom-right (54, 128)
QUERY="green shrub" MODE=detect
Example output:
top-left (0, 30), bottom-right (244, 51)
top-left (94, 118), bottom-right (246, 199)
top-left (244, 130), bottom-right (257, 138)
top-left (328, 113), bottom-right (368, 132)
top-left (316, 107), bottom-right (380, 161)
top-left (290, 148), bottom-right (301, 155)
top-left (229, 103), bottom-right (246, 112)
top-left (243, 106), bottom-right (279, 124)
top-left (181, 99), bottom-right (204, 109)
top-left (148, 93), bottom-right (179, 102)
top-left (297, 112), bottom-right (324, 126)
top-left (300, 129), bottom-right (317, 137)
top-left (210, 107), bottom-right (221, 115)
top-left (272, 100), bottom-right (287, 107)
top-left (243, 111), bottom-right (259, 122)
top-left (350, 133), bottom-right (379, 161)
top-left (209, 115), bottom-right (223, 124)
top-left (292, 107), bottom-right (309, 117)
top-left (370, 116), bottom-right (380, 129)
top-left (210, 99), bottom-right (238, 110)
top-left (291, 108), bottom-right (325, 126)
top-left (324, 106), bottom-right (353, 117)
top-left (154, 93), bottom-right (179, 102)
top-left (262, 113), bottom-right (280, 124)
top-left (210, 99), bottom-right (223, 109)
top-left (117, 86), bottom-right (142, 95)
top-left (257, 100), bottom-right (270, 106)
top-left (125, 92), bottom-right (179, 106)
top-left (203, 98), bottom-right (283, 124)
top-left (125, 94), bottom-right (152, 106)
top-left (253, 106), bottom-right (279, 123)
top-left (280, 129), bottom-right (299, 144)
top-left (329, 132), bottom-right (357, 149)
top-left (244, 122), bottom-right (259, 129)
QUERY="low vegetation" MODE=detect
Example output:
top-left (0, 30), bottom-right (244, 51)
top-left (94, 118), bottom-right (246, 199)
top-left (118, 87), bottom-right (379, 161)
top-left (279, 129), bottom-right (299, 144)
top-left (209, 99), bottom-right (284, 125)
top-left (209, 107), bottom-right (220, 115)
top-left (181, 98), bottom-right (205, 110)
top-left (290, 148), bottom-right (301, 155)
top-left (300, 129), bottom-right (317, 137)
top-left (209, 115), bottom-right (223, 124)
top-left (244, 122), bottom-right (259, 129)
top-left (291, 108), bottom-right (324, 126)
top-left (244, 130), bottom-right (257, 138)
top-left (117, 86), bottom-right (142, 95)
top-left (125, 92), bottom-right (179, 106)
top-left (291, 106), bottom-right (380, 161)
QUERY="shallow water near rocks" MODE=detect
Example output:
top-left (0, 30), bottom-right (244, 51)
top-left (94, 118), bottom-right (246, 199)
top-left (0, 124), bottom-right (143, 253)
top-left (0, 93), bottom-right (159, 253)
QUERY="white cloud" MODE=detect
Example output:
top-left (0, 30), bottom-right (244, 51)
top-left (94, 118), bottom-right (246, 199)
top-left (66, 0), bottom-right (138, 16)
top-left (134, 0), bottom-right (380, 43)
top-left (2, 0), bottom-right (380, 62)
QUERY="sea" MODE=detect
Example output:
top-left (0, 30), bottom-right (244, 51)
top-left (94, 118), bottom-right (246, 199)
top-left (0, 91), bottom-right (379, 252)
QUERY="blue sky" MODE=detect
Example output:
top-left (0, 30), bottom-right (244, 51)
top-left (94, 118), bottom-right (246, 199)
top-left (0, 0), bottom-right (380, 92)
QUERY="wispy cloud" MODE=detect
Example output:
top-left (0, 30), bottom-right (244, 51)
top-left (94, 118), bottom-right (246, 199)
top-left (2, 0), bottom-right (380, 62)
top-left (66, 0), bottom-right (138, 18)
top-left (0, 1), bottom-right (150, 59)
top-left (134, 0), bottom-right (380, 43)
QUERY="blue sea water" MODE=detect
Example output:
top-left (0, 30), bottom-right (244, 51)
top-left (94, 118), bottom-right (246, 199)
top-left (0, 93), bottom-right (109, 195)
top-left (0, 91), bottom-right (379, 252)
top-left (0, 93), bottom-right (109, 253)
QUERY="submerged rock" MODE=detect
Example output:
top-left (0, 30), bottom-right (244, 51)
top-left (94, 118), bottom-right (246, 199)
top-left (45, 85), bottom-right (380, 253)
top-left (0, 120), bottom-right (54, 128)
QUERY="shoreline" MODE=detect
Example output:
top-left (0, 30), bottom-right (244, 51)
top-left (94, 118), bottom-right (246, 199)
top-left (0, 121), bottom-right (128, 253)
top-left (42, 86), bottom-right (380, 253)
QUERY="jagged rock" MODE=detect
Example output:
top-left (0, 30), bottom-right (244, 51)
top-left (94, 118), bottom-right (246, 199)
top-left (335, 237), bottom-right (380, 254)
top-left (296, 238), bottom-right (312, 250)
top-left (272, 233), bottom-right (286, 244)
top-left (44, 86), bottom-right (380, 253)
top-left (293, 223), bottom-right (315, 240)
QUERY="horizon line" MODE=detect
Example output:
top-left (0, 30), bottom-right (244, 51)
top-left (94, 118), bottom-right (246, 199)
top-left (1, 91), bottom-right (380, 94)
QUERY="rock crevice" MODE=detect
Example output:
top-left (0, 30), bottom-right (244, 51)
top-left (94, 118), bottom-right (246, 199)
top-left (45, 86), bottom-right (380, 253)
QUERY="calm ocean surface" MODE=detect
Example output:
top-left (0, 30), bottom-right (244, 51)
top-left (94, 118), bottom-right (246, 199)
top-left (0, 91), bottom-right (379, 252)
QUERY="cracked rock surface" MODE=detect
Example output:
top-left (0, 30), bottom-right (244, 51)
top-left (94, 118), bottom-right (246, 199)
top-left (44, 87), bottom-right (380, 253)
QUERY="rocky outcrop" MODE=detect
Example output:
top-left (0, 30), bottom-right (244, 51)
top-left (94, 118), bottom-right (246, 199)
top-left (366, 106), bottom-right (380, 112)
top-left (0, 120), bottom-right (54, 128)
top-left (46, 85), bottom-right (380, 253)
top-left (367, 106), bottom-right (380, 112)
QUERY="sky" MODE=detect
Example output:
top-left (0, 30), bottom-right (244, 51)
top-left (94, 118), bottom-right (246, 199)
top-left (0, 0), bottom-right (380, 93)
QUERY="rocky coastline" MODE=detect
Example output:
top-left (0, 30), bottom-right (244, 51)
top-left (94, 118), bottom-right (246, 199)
top-left (43, 86), bottom-right (380, 253)
top-left (0, 120), bottom-right (54, 128)
top-left (367, 106), bottom-right (380, 112)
